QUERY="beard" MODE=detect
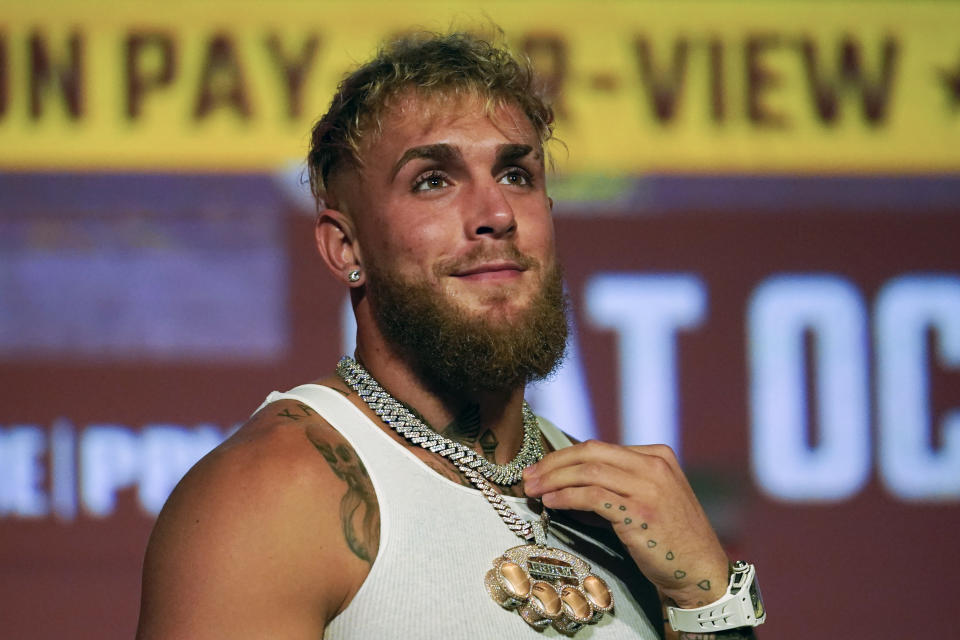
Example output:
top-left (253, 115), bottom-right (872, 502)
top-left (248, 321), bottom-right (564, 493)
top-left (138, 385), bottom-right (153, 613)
top-left (364, 249), bottom-right (569, 394)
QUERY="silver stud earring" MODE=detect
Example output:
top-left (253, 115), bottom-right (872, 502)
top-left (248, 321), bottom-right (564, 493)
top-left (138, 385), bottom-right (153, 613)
top-left (348, 269), bottom-right (361, 283)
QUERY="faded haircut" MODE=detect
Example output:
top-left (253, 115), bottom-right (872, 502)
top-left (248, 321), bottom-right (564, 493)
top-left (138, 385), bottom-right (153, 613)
top-left (306, 30), bottom-right (554, 208)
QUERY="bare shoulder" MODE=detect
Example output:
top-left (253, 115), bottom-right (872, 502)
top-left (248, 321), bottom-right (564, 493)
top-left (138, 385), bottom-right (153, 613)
top-left (137, 394), bottom-right (379, 639)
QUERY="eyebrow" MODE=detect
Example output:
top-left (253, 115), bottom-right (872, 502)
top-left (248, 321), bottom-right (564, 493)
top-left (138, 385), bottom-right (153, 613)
top-left (390, 143), bottom-right (540, 181)
top-left (495, 144), bottom-right (536, 167)
top-left (391, 144), bottom-right (462, 180)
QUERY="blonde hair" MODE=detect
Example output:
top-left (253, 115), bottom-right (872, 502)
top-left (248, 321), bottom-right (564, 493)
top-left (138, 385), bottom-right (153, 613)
top-left (307, 31), bottom-right (554, 207)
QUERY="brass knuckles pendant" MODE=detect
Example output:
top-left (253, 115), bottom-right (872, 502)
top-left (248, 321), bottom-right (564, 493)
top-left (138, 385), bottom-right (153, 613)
top-left (485, 544), bottom-right (614, 634)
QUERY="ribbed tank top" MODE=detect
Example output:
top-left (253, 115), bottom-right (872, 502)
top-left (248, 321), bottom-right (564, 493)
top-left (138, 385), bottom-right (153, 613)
top-left (260, 384), bottom-right (660, 639)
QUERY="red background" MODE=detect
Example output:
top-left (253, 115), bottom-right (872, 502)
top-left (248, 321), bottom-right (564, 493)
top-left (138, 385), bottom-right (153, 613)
top-left (1, 173), bottom-right (959, 639)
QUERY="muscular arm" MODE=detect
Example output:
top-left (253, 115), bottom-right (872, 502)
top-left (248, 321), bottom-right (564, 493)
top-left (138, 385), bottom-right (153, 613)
top-left (136, 400), bottom-right (379, 639)
top-left (307, 428), bottom-right (380, 564)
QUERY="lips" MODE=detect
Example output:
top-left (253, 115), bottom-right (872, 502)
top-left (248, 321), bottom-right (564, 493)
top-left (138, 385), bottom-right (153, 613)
top-left (453, 261), bottom-right (525, 277)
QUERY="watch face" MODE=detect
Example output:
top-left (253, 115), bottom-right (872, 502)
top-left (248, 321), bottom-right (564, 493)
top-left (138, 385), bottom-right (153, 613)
top-left (749, 580), bottom-right (766, 620)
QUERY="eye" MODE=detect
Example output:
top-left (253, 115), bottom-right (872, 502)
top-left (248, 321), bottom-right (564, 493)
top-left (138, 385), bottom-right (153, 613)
top-left (499, 168), bottom-right (532, 187)
top-left (413, 171), bottom-right (450, 192)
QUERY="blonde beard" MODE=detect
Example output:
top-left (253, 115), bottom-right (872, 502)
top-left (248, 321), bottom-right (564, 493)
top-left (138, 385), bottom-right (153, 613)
top-left (365, 260), bottom-right (569, 393)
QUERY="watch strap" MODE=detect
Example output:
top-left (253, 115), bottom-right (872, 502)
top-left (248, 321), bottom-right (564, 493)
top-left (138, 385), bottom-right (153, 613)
top-left (666, 562), bottom-right (766, 633)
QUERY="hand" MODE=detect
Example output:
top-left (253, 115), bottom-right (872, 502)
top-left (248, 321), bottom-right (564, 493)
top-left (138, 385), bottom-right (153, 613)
top-left (522, 441), bottom-right (728, 608)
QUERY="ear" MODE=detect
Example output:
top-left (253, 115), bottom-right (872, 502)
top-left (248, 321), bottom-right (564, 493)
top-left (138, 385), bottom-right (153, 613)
top-left (548, 196), bottom-right (554, 212)
top-left (315, 208), bottom-right (365, 286)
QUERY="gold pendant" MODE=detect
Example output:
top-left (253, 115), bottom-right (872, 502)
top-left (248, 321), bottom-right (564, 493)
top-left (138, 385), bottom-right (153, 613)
top-left (485, 543), bottom-right (614, 633)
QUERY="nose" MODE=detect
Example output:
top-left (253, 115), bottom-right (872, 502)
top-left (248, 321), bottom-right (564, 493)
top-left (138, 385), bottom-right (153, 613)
top-left (466, 181), bottom-right (516, 239)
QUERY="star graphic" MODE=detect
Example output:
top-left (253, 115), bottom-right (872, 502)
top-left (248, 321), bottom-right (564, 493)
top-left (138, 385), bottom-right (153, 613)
top-left (937, 54), bottom-right (960, 112)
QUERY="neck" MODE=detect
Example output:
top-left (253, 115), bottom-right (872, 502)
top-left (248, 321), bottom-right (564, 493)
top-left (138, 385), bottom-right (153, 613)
top-left (353, 314), bottom-right (527, 465)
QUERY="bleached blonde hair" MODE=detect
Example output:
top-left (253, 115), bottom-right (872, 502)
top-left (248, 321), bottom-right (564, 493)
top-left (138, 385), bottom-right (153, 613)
top-left (307, 30), bottom-right (554, 207)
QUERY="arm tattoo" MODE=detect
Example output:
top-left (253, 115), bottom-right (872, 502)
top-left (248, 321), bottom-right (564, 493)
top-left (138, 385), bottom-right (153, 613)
top-left (277, 403), bottom-right (317, 421)
top-left (309, 437), bottom-right (380, 564)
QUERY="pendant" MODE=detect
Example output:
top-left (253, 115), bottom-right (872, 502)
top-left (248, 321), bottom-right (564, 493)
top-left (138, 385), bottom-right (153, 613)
top-left (485, 543), bottom-right (614, 633)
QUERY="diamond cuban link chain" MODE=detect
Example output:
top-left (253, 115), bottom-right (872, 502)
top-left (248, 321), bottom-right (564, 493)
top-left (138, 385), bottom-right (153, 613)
top-left (335, 355), bottom-right (543, 539)
top-left (336, 356), bottom-right (543, 485)
top-left (336, 356), bottom-right (615, 633)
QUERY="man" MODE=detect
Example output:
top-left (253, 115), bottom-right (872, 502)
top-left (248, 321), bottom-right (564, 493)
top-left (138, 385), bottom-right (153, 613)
top-left (137, 32), bottom-right (762, 639)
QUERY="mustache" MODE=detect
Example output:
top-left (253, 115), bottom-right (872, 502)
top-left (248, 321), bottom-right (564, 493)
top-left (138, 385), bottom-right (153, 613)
top-left (434, 244), bottom-right (539, 276)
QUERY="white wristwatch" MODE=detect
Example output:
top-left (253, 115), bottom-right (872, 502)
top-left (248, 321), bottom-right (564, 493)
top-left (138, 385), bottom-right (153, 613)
top-left (667, 561), bottom-right (766, 633)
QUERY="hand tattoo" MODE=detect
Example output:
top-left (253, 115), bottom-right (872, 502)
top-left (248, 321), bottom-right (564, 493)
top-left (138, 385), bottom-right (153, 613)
top-left (615, 505), bottom-right (706, 589)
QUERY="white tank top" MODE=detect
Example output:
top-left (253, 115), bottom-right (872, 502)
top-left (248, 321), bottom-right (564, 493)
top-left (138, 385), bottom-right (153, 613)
top-left (261, 385), bottom-right (661, 639)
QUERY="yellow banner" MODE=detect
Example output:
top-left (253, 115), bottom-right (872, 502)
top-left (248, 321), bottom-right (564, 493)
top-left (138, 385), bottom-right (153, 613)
top-left (1, 1), bottom-right (959, 173)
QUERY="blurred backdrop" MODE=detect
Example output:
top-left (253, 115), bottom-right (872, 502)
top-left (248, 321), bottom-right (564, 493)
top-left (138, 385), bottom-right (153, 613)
top-left (2, 1), bottom-right (959, 638)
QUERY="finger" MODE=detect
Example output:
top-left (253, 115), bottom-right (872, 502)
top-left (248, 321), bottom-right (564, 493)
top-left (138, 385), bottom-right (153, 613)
top-left (524, 462), bottom-right (637, 500)
top-left (527, 440), bottom-right (628, 477)
top-left (628, 444), bottom-right (701, 504)
top-left (627, 443), bottom-right (684, 475)
top-left (528, 440), bottom-right (683, 479)
top-left (539, 485), bottom-right (637, 526)
top-left (527, 441), bottom-right (684, 494)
